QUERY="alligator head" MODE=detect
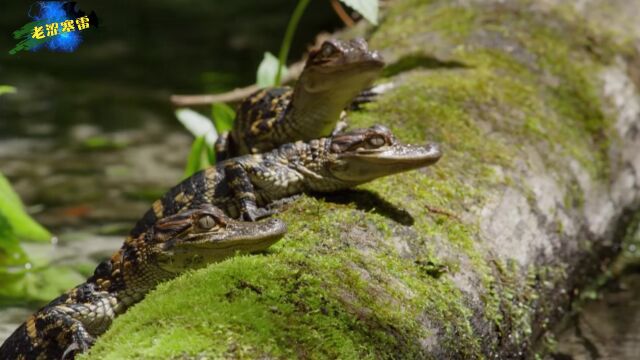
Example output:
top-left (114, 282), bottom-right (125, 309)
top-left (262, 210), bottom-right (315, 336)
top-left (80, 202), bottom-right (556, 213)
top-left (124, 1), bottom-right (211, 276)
top-left (304, 125), bottom-right (442, 190)
top-left (149, 205), bottom-right (286, 273)
top-left (292, 39), bottom-right (385, 137)
top-left (300, 38), bottom-right (384, 93)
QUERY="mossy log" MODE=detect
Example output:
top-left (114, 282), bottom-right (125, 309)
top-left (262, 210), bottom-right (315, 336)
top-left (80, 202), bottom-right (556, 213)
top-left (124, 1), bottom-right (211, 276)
top-left (84, 0), bottom-right (640, 358)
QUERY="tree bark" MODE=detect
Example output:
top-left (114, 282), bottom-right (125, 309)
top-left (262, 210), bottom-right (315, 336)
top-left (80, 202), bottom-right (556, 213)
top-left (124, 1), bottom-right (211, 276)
top-left (85, 0), bottom-right (640, 359)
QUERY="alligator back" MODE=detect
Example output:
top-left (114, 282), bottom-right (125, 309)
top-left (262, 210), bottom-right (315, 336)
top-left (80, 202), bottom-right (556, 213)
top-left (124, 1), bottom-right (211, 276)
top-left (225, 87), bottom-right (292, 158)
top-left (129, 165), bottom-right (233, 238)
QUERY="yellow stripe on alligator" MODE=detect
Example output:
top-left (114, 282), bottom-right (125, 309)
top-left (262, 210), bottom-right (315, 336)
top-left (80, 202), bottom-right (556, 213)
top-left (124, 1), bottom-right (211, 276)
top-left (174, 191), bottom-right (193, 206)
top-left (152, 200), bottom-right (164, 217)
top-left (25, 316), bottom-right (38, 340)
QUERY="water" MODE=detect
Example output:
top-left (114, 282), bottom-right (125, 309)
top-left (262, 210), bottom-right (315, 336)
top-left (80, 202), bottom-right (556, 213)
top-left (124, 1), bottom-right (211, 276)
top-left (0, 0), bottom-right (339, 342)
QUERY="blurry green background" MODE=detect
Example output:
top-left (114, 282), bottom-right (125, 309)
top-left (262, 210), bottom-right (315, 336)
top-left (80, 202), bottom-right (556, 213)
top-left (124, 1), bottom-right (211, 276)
top-left (0, 0), bottom-right (340, 340)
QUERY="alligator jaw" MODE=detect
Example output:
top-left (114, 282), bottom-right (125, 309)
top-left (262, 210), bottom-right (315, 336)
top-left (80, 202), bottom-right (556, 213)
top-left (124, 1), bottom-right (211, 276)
top-left (346, 143), bottom-right (441, 165)
top-left (312, 52), bottom-right (384, 75)
top-left (169, 218), bottom-right (287, 263)
top-left (332, 143), bottom-right (442, 183)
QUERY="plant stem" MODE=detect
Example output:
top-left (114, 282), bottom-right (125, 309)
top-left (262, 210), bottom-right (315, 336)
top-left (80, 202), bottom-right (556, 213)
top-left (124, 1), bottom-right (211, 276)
top-left (275, 0), bottom-right (311, 86)
top-left (330, 0), bottom-right (355, 27)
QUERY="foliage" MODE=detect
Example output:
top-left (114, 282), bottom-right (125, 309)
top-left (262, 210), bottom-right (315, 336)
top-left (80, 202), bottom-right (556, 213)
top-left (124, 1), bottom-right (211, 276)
top-left (0, 212), bottom-right (28, 271)
top-left (0, 85), bottom-right (17, 96)
top-left (184, 136), bottom-right (208, 178)
top-left (257, 52), bottom-right (288, 88)
top-left (0, 172), bottom-right (81, 305)
top-left (174, 108), bottom-right (217, 147)
top-left (0, 263), bottom-right (85, 307)
top-left (211, 102), bottom-right (235, 133)
top-left (0, 173), bottom-right (50, 243)
top-left (341, 0), bottom-right (379, 24)
top-left (274, 0), bottom-right (311, 86)
top-left (175, 104), bottom-right (236, 177)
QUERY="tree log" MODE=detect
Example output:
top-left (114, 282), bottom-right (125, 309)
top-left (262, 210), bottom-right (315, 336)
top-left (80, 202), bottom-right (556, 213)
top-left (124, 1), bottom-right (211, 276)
top-left (85, 0), bottom-right (640, 358)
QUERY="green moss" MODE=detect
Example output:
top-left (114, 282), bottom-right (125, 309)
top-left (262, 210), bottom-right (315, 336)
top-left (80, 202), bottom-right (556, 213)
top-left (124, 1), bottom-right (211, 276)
top-left (564, 180), bottom-right (585, 210)
top-left (87, 200), bottom-right (482, 359)
top-left (373, 0), bottom-right (616, 178)
top-left (376, 3), bottom-right (477, 48)
top-left (85, 0), bottom-right (628, 358)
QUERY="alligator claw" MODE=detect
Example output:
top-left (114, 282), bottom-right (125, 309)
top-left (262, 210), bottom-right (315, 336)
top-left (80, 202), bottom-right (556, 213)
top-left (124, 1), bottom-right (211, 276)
top-left (349, 82), bottom-right (394, 110)
top-left (62, 333), bottom-right (95, 360)
top-left (332, 119), bottom-right (349, 135)
top-left (242, 207), bottom-right (275, 221)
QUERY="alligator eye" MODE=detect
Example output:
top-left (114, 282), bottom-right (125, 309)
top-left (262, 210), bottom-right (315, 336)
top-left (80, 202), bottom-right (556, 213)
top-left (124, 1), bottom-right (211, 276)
top-left (321, 43), bottom-right (336, 57)
top-left (197, 215), bottom-right (217, 229)
top-left (368, 136), bottom-right (386, 147)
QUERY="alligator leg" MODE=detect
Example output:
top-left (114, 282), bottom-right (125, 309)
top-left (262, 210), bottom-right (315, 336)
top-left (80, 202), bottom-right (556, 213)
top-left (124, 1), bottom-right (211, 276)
top-left (50, 293), bottom-right (118, 359)
top-left (224, 162), bottom-right (274, 221)
top-left (350, 89), bottom-right (378, 110)
top-left (349, 82), bottom-right (395, 110)
top-left (10, 305), bottom-right (97, 360)
top-left (343, 83), bottom-right (395, 132)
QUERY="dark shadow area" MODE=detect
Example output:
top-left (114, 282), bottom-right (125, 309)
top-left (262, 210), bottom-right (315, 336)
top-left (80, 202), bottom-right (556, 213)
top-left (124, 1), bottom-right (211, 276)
top-left (549, 353), bottom-right (574, 360)
top-left (312, 189), bottom-right (415, 225)
top-left (382, 53), bottom-right (468, 78)
top-left (0, 0), bottom-right (341, 138)
top-left (620, 262), bottom-right (640, 276)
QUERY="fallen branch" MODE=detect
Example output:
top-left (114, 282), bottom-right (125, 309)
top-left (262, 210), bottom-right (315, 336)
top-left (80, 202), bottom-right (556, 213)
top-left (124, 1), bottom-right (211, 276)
top-left (169, 32), bottom-right (333, 107)
top-left (330, 0), bottom-right (356, 27)
top-left (170, 61), bottom-right (305, 107)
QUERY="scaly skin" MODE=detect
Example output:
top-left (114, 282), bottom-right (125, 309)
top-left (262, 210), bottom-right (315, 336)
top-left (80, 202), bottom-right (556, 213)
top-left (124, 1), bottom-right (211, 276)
top-left (0, 205), bottom-right (286, 360)
top-left (215, 38), bottom-right (385, 160)
top-left (132, 125), bottom-right (442, 237)
top-left (0, 126), bottom-right (440, 359)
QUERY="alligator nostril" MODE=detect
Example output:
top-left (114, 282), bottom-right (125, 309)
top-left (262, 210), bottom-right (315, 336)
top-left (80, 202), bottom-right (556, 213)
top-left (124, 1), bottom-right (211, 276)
top-left (427, 143), bottom-right (443, 158)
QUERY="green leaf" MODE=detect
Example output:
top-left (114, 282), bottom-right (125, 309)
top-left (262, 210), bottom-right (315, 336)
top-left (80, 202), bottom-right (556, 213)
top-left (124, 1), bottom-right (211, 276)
top-left (206, 145), bottom-right (216, 166)
top-left (211, 103), bottom-right (236, 133)
top-left (0, 85), bottom-right (16, 96)
top-left (0, 265), bottom-right (85, 306)
top-left (339, 0), bottom-right (379, 25)
top-left (257, 52), bottom-right (287, 88)
top-left (175, 108), bottom-right (217, 148)
top-left (0, 212), bottom-right (28, 268)
top-left (0, 172), bottom-right (50, 242)
top-left (0, 174), bottom-right (82, 307)
top-left (184, 136), bottom-right (206, 178)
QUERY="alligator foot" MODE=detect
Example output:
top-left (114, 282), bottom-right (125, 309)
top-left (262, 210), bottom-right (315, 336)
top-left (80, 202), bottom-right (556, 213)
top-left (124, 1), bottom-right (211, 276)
top-left (242, 207), bottom-right (276, 222)
top-left (349, 82), bottom-right (394, 110)
top-left (62, 332), bottom-right (95, 360)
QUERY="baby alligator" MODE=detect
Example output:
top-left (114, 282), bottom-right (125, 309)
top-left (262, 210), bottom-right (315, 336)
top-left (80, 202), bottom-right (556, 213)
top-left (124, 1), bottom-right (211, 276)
top-left (132, 125), bottom-right (442, 237)
top-left (0, 205), bottom-right (286, 360)
top-left (215, 38), bottom-right (384, 160)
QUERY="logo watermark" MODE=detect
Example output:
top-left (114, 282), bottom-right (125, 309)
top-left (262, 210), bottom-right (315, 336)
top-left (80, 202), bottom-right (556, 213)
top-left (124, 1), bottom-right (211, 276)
top-left (10, 1), bottom-right (99, 55)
